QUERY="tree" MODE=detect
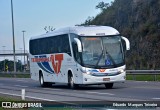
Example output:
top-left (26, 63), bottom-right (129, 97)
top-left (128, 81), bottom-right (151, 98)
top-left (0, 59), bottom-right (24, 72)
top-left (95, 1), bottom-right (109, 11)
top-left (83, 0), bottom-right (160, 69)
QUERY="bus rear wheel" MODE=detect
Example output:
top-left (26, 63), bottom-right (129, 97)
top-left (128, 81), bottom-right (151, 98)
top-left (104, 83), bottom-right (113, 89)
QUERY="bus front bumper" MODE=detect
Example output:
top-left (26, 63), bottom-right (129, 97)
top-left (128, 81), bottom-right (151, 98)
top-left (82, 72), bottom-right (126, 85)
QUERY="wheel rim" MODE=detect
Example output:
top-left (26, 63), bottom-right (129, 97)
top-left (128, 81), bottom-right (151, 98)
top-left (70, 76), bottom-right (74, 88)
top-left (40, 76), bottom-right (43, 85)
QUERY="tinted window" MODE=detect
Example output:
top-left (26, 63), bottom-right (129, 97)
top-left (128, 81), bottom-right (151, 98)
top-left (29, 34), bottom-right (71, 55)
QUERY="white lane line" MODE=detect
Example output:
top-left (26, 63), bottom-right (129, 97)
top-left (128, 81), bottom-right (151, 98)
top-left (86, 91), bottom-right (115, 96)
top-left (0, 91), bottom-right (21, 97)
top-left (133, 87), bottom-right (160, 90)
top-left (0, 91), bottom-right (77, 105)
top-left (152, 98), bottom-right (160, 100)
top-left (14, 85), bottom-right (28, 88)
top-left (16, 80), bottom-right (28, 82)
top-left (42, 88), bottom-right (62, 90)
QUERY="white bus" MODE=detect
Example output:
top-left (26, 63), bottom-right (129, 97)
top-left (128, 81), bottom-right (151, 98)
top-left (29, 26), bottom-right (130, 89)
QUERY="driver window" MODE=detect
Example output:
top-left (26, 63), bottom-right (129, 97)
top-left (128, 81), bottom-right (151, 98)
top-left (72, 42), bottom-right (80, 63)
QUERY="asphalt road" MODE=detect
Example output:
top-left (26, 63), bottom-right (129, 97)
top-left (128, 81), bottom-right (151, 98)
top-left (0, 78), bottom-right (160, 103)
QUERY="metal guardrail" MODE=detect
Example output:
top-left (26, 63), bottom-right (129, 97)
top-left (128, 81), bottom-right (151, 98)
top-left (0, 70), bottom-right (160, 81)
top-left (126, 70), bottom-right (160, 81)
top-left (126, 70), bottom-right (160, 75)
top-left (0, 72), bottom-right (30, 78)
top-left (0, 72), bottom-right (30, 74)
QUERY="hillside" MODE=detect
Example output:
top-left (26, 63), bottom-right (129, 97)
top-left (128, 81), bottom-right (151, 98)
top-left (83, 0), bottom-right (160, 69)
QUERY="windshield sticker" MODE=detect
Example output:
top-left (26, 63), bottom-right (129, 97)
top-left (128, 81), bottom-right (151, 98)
top-left (105, 59), bottom-right (111, 65)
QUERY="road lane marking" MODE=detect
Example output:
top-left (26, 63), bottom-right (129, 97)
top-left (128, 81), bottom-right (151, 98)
top-left (86, 91), bottom-right (114, 96)
top-left (16, 80), bottom-right (28, 82)
top-left (0, 84), bottom-right (4, 86)
top-left (42, 88), bottom-right (62, 90)
top-left (0, 91), bottom-right (77, 105)
top-left (133, 87), bottom-right (160, 90)
top-left (0, 91), bottom-right (21, 97)
top-left (152, 98), bottom-right (160, 100)
top-left (14, 85), bottom-right (28, 88)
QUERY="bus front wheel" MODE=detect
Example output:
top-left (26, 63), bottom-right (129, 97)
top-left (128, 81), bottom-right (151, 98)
top-left (104, 83), bottom-right (113, 89)
top-left (68, 75), bottom-right (78, 89)
top-left (39, 74), bottom-right (50, 87)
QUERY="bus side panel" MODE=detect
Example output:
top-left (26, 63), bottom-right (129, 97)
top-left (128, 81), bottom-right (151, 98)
top-left (34, 53), bottom-right (73, 84)
top-left (50, 54), bottom-right (79, 84)
top-left (29, 53), bottom-right (84, 84)
top-left (49, 54), bottom-right (70, 83)
top-left (73, 64), bottom-right (84, 84)
top-left (29, 54), bottom-right (39, 81)
top-left (46, 54), bottom-right (83, 84)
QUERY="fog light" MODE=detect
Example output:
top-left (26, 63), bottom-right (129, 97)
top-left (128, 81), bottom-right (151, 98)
top-left (84, 78), bottom-right (87, 81)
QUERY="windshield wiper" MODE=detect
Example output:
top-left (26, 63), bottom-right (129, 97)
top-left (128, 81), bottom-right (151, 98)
top-left (95, 51), bottom-right (104, 68)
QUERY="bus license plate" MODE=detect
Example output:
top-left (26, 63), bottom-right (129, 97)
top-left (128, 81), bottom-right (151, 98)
top-left (103, 78), bottom-right (110, 81)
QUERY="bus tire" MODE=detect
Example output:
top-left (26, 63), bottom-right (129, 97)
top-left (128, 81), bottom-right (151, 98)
top-left (68, 74), bottom-right (78, 89)
top-left (39, 73), bottom-right (49, 87)
top-left (104, 83), bottom-right (113, 89)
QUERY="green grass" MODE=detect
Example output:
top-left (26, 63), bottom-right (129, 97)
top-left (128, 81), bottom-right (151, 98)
top-left (0, 96), bottom-right (19, 109)
top-left (126, 75), bottom-right (160, 81)
top-left (0, 96), bottom-right (18, 101)
top-left (0, 74), bottom-right (30, 78)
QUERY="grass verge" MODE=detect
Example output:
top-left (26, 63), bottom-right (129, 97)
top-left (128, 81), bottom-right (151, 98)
top-left (0, 96), bottom-right (19, 101)
top-left (126, 75), bottom-right (160, 81)
top-left (0, 74), bottom-right (30, 78)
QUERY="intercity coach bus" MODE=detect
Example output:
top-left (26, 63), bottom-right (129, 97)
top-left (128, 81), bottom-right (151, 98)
top-left (29, 26), bottom-right (130, 89)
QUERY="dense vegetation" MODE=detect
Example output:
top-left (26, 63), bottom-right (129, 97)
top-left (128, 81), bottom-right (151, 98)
top-left (0, 59), bottom-right (24, 72)
top-left (83, 0), bottom-right (160, 69)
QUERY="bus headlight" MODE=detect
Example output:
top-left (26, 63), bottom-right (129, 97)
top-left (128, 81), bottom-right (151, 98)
top-left (86, 71), bottom-right (92, 75)
top-left (80, 67), bottom-right (86, 73)
top-left (118, 69), bottom-right (125, 74)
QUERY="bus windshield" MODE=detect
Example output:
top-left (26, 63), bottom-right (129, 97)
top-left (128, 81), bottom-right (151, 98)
top-left (81, 36), bottom-right (124, 68)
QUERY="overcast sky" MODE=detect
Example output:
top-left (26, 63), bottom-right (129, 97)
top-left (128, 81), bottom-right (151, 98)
top-left (0, 0), bottom-right (113, 60)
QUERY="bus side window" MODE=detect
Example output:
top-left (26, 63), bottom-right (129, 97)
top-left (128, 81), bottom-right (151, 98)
top-left (72, 42), bottom-right (80, 63)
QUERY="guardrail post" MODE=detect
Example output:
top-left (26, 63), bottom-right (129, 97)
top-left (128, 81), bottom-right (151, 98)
top-left (132, 75), bottom-right (134, 80)
top-left (21, 89), bottom-right (25, 100)
top-left (14, 72), bottom-right (16, 78)
top-left (154, 75), bottom-right (157, 81)
top-left (132, 74), bottom-right (136, 81)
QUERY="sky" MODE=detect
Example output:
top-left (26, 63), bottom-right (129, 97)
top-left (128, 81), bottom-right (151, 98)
top-left (0, 0), bottom-right (113, 60)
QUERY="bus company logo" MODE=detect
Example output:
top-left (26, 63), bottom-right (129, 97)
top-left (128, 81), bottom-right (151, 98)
top-left (99, 69), bottom-right (106, 72)
top-left (32, 54), bottom-right (64, 74)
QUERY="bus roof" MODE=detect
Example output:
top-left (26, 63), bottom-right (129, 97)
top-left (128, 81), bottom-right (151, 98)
top-left (30, 26), bottom-right (120, 40)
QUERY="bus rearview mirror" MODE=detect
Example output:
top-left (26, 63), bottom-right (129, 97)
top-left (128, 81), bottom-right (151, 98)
top-left (122, 36), bottom-right (130, 50)
top-left (74, 38), bottom-right (82, 52)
